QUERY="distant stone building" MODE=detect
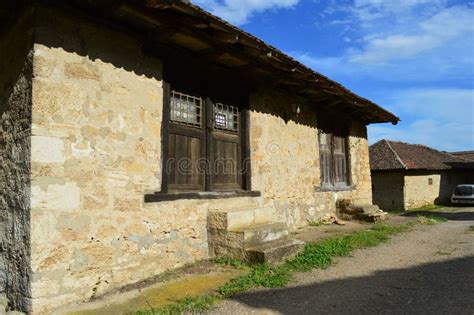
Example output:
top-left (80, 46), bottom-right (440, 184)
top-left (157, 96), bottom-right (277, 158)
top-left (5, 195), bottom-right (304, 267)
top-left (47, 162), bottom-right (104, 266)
top-left (370, 140), bottom-right (474, 211)
top-left (1, 1), bottom-right (399, 313)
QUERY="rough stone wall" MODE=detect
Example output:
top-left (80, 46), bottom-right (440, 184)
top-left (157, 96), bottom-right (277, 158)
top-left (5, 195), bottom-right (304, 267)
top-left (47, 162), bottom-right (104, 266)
top-left (403, 173), bottom-right (443, 209)
top-left (29, 7), bottom-right (208, 313)
top-left (249, 92), bottom-right (373, 230)
top-left (372, 172), bottom-right (405, 211)
top-left (0, 9), bottom-right (34, 313)
top-left (249, 92), bottom-right (320, 229)
top-left (403, 171), bottom-right (474, 209)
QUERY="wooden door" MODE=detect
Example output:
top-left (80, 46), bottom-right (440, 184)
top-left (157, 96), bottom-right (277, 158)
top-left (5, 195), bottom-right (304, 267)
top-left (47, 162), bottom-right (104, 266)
top-left (208, 101), bottom-right (242, 191)
top-left (167, 90), bottom-right (206, 191)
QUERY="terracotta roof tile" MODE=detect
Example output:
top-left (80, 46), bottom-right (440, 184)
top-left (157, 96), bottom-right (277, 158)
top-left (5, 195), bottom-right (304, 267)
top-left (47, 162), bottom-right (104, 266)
top-left (370, 140), bottom-right (473, 171)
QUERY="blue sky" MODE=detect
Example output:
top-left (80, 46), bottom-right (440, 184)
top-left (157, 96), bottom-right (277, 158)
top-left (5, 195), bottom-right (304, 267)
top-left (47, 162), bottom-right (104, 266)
top-left (194, 0), bottom-right (474, 152)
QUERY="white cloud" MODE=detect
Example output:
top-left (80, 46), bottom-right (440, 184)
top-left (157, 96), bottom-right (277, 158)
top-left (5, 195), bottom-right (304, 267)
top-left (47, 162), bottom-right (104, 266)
top-left (368, 88), bottom-right (474, 151)
top-left (351, 5), bottom-right (474, 64)
top-left (193, 0), bottom-right (299, 25)
top-left (290, 2), bottom-right (474, 83)
top-left (295, 2), bottom-right (474, 151)
top-left (369, 119), bottom-right (473, 152)
top-left (388, 88), bottom-right (474, 124)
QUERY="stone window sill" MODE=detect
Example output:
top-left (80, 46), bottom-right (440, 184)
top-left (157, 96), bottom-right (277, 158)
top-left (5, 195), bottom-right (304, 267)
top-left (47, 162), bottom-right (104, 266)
top-left (144, 190), bottom-right (261, 203)
top-left (315, 185), bottom-right (355, 192)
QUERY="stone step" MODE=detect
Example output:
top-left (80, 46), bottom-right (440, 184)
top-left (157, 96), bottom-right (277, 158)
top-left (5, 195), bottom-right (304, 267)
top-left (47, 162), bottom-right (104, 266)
top-left (353, 211), bottom-right (387, 223)
top-left (245, 238), bottom-right (305, 264)
top-left (208, 197), bottom-right (262, 212)
top-left (230, 222), bottom-right (289, 246)
top-left (360, 204), bottom-right (381, 214)
top-left (208, 207), bottom-right (273, 231)
top-left (340, 204), bottom-right (387, 222)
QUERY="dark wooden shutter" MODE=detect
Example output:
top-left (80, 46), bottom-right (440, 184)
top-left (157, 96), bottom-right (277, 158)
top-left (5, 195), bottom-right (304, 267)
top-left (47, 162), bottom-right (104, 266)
top-left (332, 136), bottom-right (348, 186)
top-left (319, 132), bottom-right (332, 186)
top-left (209, 102), bottom-right (241, 191)
top-left (167, 91), bottom-right (206, 191)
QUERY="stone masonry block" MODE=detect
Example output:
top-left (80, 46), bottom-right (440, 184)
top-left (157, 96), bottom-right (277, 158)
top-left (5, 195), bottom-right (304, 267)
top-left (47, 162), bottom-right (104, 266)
top-left (31, 136), bottom-right (65, 163)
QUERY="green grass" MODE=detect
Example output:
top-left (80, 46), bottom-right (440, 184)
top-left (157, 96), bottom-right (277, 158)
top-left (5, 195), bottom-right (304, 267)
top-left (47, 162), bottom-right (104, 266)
top-left (134, 295), bottom-right (218, 315)
top-left (386, 203), bottom-right (456, 216)
top-left (134, 220), bottom-right (441, 315)
top-left (212, 256), bottom-right (243, 268)
top-left (468, 225), bottom-right (474, 232)
top-left (286, 223), bottom-right (408, 272)
top-left (387, 209), bottom-right (406, 215)
top-left (411, 204), bottom-right (443, 211)
top-left (416, 214), bottom-right (448, 225)
top-left (218, 263), bottom-right (292, 297)
top-left (308, 220), bottom-right (324, 227)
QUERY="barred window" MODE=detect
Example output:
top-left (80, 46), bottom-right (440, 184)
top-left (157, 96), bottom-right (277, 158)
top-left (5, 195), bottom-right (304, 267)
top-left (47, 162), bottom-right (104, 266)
top-left (214, 103), bottom-right (239, 132)
top-left (165, 88), bottom-right (243, 192)
top-left (170, 90), bottom-right (202, 127)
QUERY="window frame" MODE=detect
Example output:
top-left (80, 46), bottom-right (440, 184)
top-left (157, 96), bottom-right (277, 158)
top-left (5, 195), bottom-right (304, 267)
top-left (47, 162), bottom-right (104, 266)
top-left (318, 131), bottom-right (352, 190)
top-left (160, 82), bottom-right (252, 194)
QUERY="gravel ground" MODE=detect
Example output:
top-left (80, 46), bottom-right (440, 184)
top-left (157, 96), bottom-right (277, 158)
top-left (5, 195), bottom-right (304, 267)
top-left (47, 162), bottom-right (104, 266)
top-left (210, 207), bottom-right (474, 315)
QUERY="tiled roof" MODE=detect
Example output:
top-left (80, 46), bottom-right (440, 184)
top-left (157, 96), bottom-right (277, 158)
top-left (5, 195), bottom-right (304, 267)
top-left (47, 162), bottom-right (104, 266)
top-left (451, 151), bottom-right (474, 161)
top-left (370, 140), bottom-right (474, 171)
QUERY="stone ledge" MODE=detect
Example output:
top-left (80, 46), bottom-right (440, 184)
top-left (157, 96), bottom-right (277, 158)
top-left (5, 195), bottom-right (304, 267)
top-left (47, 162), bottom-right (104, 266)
top-left (315, 185), bottom-right (356, 192)
top-left (144, 190), bottom-right (262, 203)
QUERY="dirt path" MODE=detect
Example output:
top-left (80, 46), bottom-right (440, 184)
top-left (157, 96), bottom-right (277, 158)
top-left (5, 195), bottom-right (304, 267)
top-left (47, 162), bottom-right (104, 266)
top-left (210, 208), bottom-right (474, 314)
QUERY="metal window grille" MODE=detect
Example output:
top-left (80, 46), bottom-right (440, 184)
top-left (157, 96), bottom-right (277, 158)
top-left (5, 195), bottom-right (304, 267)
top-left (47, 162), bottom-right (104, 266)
top-left (170, 90), bottom-right (202, 127)
top-left (214, 103), bottom-right (239, 132)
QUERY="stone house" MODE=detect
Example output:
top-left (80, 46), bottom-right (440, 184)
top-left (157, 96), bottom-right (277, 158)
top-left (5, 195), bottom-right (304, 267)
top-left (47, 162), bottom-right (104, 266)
top-left (0, 0), bottom-right (399, 313)
top-left (370, 140), bottom-right (474, 211)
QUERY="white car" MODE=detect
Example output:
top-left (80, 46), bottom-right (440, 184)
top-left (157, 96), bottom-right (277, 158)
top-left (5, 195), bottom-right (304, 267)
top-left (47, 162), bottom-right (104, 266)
top-left (451, 184), bottom-right (474, 205)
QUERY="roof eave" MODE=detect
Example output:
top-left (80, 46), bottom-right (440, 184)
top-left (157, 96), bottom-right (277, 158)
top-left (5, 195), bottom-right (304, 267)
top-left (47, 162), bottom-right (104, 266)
top-left (145, 0), bottom-right (401, 124)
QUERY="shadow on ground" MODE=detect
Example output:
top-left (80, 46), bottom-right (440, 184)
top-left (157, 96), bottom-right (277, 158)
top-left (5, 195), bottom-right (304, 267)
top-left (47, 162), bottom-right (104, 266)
top-left (226, 256), bottom-right (474, 314)
top-left (402, 210), bottom-right (474, 221)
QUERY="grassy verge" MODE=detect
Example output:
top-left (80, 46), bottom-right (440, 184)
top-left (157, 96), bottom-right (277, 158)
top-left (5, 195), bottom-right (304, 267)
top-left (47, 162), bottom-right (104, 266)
top-left (410, 204), bottom-right (446, 211)
top-left (134, 217), bottom-right (443, 314)
top-left (388, 203), bottom-right (455, 215)
top-left (416, 214), bottom-right (448, 225)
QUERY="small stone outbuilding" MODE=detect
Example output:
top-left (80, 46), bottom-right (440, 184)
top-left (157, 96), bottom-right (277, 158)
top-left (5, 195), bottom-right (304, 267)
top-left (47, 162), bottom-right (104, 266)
top-left (1, 1), bottom-right (399, 313)
top-left (370, 140), bottom-right (474, 211)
